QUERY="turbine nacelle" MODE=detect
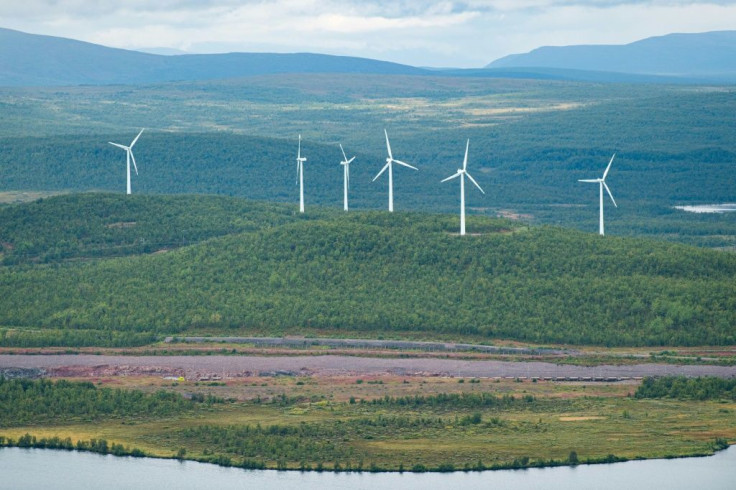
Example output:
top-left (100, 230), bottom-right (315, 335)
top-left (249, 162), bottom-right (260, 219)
top-left (442, 139), bottom-right (485, 235)
top-left (296, 135), bottom-right (306, 212)
top-left (374, 129), bottom-right (418, 212)
top-left (578, 153), bottom-right (617, 235)
top-left (339, 144), bottom-right (355, 211)
top-left (109, 128), bottom-right (144, 194)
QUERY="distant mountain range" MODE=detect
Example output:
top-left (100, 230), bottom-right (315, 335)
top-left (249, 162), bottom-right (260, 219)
top-left (0, 27), bottom-right (424, 86)
top-left (486, 31), bottom-right (736, 81)
top-left (2, 27), bottom-right (736, 86)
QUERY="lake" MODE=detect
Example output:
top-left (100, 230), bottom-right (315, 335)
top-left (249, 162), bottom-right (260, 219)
top-left (674, 203), bottom-right (736, 214)
top-left (1, 446), bottom-right (735, 489)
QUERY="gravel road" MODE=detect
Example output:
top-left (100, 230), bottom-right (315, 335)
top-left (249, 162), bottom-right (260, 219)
top-left (1, 355), bottom-right (734, 380)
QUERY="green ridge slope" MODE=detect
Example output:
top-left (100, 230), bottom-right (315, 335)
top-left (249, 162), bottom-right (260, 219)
top-left (0, 193), bottom-right (734, 347)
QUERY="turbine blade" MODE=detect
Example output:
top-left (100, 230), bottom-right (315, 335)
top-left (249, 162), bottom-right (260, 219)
top-left (347, 156), bottom-right (355, 164)
top-left (602, 153), bottom-right (615, 180)
top-left (441, 172), bottom-right (461, 183)
top-left (394, 159), bottom-right (418, 171)
top-left (298, 135), bottom-right (302, 160)
top-left (340, 143), bottom-right (348, 162)
top-left (384, 129), bottom-right (393, 160)
top-left (130, 150), bottom-right (139, 175)
top-left (130, 128), bottom-right (144, 148)
top-left (603, 182), bottom-right (617, 207)
top-left (109, 142), bottom-right (128, 150)
top-left (346, 166), bottom-right (350, 190)
top-left (463, 139), bottom-right (469, 171)
top-left (373, 162), bottom-right (390, 182)
top-left (296, 162), bottom-right (300, 185)
top-left (466, 172), bottom-right (485, 194)
top-left (578, 179), bottom-right (599, 183)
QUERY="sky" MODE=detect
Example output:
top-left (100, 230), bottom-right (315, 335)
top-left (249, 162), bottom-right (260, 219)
top-left (2, 1), bottom-right (736, 67)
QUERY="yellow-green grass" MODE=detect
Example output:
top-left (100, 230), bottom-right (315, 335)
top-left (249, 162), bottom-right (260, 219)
top-left (0, 190), bottom-right (67, 204)
top-left (2, 379), bottom-right (733, 470)
top-left (72, 376), bottom-right (639, 404)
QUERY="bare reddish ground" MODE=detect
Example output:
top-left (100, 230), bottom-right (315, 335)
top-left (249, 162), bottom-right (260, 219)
top-left (1, 354), bottom-right (734, 381)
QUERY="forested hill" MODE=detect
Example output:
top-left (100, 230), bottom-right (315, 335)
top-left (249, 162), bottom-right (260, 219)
top-left (0, 27), bottom-right (425, 86)
top-left (0, 193), bottom-right (327, 265)
top-left (1, 193), bottom-right (734, 347)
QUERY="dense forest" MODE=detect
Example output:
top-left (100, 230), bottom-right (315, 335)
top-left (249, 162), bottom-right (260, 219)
top-left (635, 376), bottom-right (736, 400)
top-left (0, 378), bottom-right (213, 426)
top-left (0, 193), bottom-right (324, 265)
top-left (0, 193), bottom-right (734, 347)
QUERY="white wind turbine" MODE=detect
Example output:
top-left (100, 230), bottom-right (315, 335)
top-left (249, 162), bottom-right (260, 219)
top-left (109, 128), bottom-right (144, 195)
top-left (578, 153), bottom-right (617, 236)
top-left (339, 144), bottom-right (355, 211)
top-left (296, 135), bottom-right (307, 213)
top-left (373, 129), bottom-right (417, 212)
top-left (441, 139), bottom-right (485, 236)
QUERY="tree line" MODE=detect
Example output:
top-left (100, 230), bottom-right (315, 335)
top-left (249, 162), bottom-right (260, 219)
top-left (0, 378), bottom-right (214, 426)
top-left (635, 376), bottom-right (736, 401)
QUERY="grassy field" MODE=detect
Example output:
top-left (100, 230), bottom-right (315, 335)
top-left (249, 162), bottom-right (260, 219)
top-left (0, 190), bottom-right (67, 204)
top-left (2, 376), bottom-right (733, 471)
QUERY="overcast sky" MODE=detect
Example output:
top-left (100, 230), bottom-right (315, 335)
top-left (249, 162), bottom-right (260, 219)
top-left (2, 1), bottom-right (736, 67)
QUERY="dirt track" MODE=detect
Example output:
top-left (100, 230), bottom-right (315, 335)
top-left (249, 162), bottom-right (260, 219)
top-left (1, 354), bottom-right (734, 380)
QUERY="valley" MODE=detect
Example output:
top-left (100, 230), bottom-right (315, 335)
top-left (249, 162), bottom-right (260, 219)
top-left (0, 27), bottom-right (734, 477)
top-left (1, 75), bottom-right (734, 247)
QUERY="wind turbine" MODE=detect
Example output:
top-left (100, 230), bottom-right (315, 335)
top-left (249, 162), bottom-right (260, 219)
top-left (579, 153), bottom-right (617, 236)
top-left (296, 135), bottom-right (307, 213)
top-left (373, 129), bottom-right (417, 212)
top-left (109, 128), bottom-right (144, 195)
top-left (339, 144), bottom-right (355, 211)
top-left (441, 139), bottom-right (485, 236)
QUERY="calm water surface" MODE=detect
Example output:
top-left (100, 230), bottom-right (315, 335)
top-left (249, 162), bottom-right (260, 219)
top-left (1, 446), bottom-right (735, 490)
top-left (674, 203), bottom-right (736, 213)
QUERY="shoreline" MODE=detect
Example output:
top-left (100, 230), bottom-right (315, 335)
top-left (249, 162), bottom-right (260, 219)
top-left (0, 439), bottom-right (731, 474)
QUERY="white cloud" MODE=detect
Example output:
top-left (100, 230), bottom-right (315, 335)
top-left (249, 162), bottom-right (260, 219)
top-left (1, 1), bottom-right (735, 66)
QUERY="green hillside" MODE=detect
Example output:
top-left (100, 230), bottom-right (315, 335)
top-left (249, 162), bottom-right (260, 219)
top-left (0, 193), bottom-right (325, 265)
top-left (1, 194), bottom-right (734, 348)
top-left (1, 75), bottom-right (734, 247)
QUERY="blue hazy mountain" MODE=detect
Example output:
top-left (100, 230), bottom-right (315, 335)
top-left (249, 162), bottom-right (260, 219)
top-left (486, 31), bottom-right (736, 81)
top-left (4, 27), bottom-right (736, 87)
top-left (0, 27), bottom-right (426, 86)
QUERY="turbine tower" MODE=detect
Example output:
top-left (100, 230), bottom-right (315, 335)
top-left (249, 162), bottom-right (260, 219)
top-left (373, 129), bottom-right (417, 212)
top-left (109, 129), bottom-right (144, 195)
top-left (339, 144), bottom-right (355, 211)
top-left (579, 153), bottom-right (617, 236)
top-left (441, 139), bottom-right (485, 235)
top-left (296, 135), bottom-right (307, 213)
